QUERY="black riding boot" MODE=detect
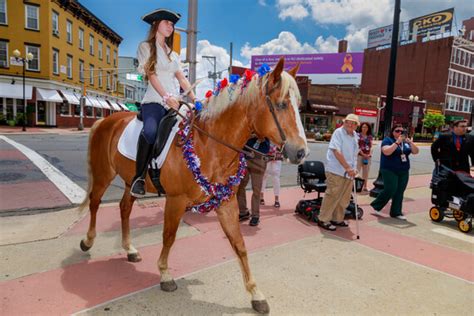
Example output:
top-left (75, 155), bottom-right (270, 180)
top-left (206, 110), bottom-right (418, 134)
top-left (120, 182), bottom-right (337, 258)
top-left (130, 133), bottom-right (153, 198)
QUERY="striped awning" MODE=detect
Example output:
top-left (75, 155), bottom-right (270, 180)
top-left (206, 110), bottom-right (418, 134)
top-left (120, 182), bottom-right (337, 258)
top-left (59, 90), bottom-right (80, 105)
top-left (107, 100), bottom-right (122, 111)
top-left (0, 82), bottom-right (33, 99)
top-left (96, 97), bottom-right (111, 109)
top-left (36, 88), bottom-right (63, 103)
top-left (73, 93), bottom-right (93, 107)
top-left (116, 100), bottom-right (129, 111)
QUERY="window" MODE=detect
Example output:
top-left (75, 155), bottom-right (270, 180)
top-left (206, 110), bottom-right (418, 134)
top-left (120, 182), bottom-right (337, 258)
top-left (462, 98), bottom-right (471, 112)
top-left (98, 40), bottom-right (103, 60)
top-left (89, 35), bottom-right (94, 55)
top-left (448, 70), bottom-right (453, 86)
top-left (67, 55), bottom-right (72, 78)
top-left (85, 103), bottom-right (93, 117)
top-left (0, 41), bottom-right (8, 68)
top-left (26, 45), bottom-right (39, 71)
top-left (113, 50), bottom-right (117, 66)
top-left (106, 46), bottom-right (110, 63)
top-left (52, 49), bottom-right (59, 74)
top-left (25, 4), bottom-right (39, 30)
top-left (66, 20), bottom-right (72, 43)
top-left (453, 72), bottom-right (458, 86)
top-left (96, 107), bottom-right (103, 118)
top-left (98, 70), bottom-right (103, 87)
top-left (78, 28), bottom-right (84, 49)
top-left (0, 0), bottom-right (7, 25)
top-left (52, 11), bottom-right (59, 35)
top-left (89, 64), bottom-right (94, 85)
top-left (79, 60), bottom-right (84, 82)
top-left (106, 72), bottom-right (110, 89)
top-left (59, 103), bottom-right (70, 116)
top-left (460, 51), bottom-right (465, 66)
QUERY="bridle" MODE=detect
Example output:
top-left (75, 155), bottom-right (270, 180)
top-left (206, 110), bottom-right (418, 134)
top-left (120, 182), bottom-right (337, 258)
top-left (172, 76), bottom-right (288, 161)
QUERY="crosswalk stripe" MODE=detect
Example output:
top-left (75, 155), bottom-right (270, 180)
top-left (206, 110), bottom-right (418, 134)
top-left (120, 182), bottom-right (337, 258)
top-left (431, 228), bottom-right (474, 244)
top-left (0, 135), bottom-right (86, 204)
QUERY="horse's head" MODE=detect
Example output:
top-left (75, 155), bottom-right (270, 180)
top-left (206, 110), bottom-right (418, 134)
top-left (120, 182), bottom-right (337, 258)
top-left (252, 58), bottom-right (308, 164)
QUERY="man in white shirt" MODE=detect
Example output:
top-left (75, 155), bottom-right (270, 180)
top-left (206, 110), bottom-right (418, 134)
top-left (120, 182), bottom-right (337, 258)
top-left (318, 114), bottom-right (360, 231)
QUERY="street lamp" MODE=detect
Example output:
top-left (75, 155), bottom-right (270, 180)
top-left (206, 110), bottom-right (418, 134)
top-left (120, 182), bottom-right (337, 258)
top-left (12, 49), bottom-right (34, 132)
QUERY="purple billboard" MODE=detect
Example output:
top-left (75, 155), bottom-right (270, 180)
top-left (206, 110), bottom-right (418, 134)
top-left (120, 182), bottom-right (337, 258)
top-left (251, 52), bottom-right (364, 85)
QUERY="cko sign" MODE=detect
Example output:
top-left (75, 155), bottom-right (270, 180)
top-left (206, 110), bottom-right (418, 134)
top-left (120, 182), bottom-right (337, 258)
top-left (409, 8), bottom-right (454, 37)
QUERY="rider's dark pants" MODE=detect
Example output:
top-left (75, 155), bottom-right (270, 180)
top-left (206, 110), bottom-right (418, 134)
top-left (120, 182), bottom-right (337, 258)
top-left (141, 103), bottom-right (167, 144)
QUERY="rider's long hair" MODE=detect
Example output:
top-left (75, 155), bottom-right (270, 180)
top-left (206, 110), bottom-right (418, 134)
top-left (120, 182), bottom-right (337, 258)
top-left (144, 20), bottom-right (175, 80)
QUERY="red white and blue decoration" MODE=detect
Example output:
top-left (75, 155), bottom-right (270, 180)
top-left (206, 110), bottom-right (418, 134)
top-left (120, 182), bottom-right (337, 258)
top-left (178, 125), bottom-right (247, 213)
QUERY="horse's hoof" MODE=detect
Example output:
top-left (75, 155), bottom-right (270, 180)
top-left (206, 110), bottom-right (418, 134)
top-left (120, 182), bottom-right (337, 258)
top-left (251, 300), bottom-right (270, 314)
top-left (80, 240), bottom-right (91, 252)
top-left (160, 280), bottom-right (178, 292)
top-left (127, 253), bottom-right (142, 262)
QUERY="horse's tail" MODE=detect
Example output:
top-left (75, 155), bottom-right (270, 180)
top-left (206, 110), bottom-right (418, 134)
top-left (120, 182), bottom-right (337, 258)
top-left (77, 118), bottom-right (104, 213)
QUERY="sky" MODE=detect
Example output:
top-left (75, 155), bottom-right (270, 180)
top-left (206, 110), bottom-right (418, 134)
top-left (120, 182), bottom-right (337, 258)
top-left (80, 0), bottom-right (473, 96)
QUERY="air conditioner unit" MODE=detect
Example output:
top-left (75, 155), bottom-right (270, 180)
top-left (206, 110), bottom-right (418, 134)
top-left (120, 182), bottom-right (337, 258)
top-left (0, 60), bottom-right (7, 68)
top-left (53, 29), bottom-right (59, 36)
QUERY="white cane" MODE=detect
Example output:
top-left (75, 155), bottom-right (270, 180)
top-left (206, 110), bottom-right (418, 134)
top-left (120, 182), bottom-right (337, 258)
top-left (352, 178), bottom-right (360, 240)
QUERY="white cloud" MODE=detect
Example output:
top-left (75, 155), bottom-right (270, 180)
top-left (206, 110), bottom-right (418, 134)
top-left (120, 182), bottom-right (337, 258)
top-left (180, 40), bottom-right (244, 99)
top-left (241, 31), bottom-right (317, 60)
top-left (314, 35), bottom-right (339, 53)
top-left (278, 4), bottom-right (309, 20)
top-left (258, 0), bottom-right (267, 6)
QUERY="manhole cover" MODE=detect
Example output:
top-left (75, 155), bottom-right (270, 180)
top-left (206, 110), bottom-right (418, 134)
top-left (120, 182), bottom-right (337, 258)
top-left (0, 172), bottom-right (26, 182)
top-left (0, 160), bottom-right (22, 166)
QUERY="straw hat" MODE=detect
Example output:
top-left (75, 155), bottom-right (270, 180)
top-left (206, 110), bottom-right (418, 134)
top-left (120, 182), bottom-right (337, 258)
top-left (343, 113), bottom-right (360, 125)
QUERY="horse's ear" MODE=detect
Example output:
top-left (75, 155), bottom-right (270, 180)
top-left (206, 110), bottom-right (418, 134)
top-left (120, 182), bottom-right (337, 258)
top-left (287, 63), bottom-right (300, 78)
top-left (270, 57), bottom-right (285, 83)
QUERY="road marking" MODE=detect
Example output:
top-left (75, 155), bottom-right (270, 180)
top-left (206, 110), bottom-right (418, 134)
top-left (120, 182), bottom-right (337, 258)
top-left (0, 135), bottom-right (86, 204)
top-left (431, 228), bottom-right (474, 244)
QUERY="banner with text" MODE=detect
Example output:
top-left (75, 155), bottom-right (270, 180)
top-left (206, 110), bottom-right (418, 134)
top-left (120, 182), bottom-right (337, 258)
top-left (409, 8), bottom-right (454, 37)
top-left (251, 53), bottom-right (364, 85)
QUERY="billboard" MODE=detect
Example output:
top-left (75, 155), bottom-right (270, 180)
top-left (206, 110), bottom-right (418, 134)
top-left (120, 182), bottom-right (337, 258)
top-left (367, 23), bottom-right (405, 48)
top-left (409, 8), bottom-right (454, 37)
top-left (251, 52), bottom-right (364, 85)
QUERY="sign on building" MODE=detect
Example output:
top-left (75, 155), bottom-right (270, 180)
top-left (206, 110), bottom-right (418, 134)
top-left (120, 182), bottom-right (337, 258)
top-left (251, 53), bottom-right (364, 85)
top-left (409, 8), bottom-right (454, 38)
top-left (355, 107), bottom-right (377, 117)
top-left (126, 73), bottom-right (143, 81)
top-left (367, 23), bottom-right (405, 48)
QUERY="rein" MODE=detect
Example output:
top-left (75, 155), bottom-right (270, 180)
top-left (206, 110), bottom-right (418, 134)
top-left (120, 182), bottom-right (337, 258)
top-left (171, 78), bottom-right (288, 161)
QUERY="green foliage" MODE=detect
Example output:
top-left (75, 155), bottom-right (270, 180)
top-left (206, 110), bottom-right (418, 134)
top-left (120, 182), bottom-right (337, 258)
top-left (423, 113), bottom-right (445, 130)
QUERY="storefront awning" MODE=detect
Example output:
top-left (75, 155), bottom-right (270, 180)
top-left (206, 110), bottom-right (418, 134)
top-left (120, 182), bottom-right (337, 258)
top-left (36, 88), bottom-right (63, 103)
top-left (73, 93), bottom-right (93, 107)
top-left (107, 100), bottom-right (122, 111)
top-left (0, 82), bottom-right (33, 99)
top-left (59, 90), bottom-right (80, 105)
top-left (87, 96), bottom-right (103, 109)
top-left (96, 98), bottom-right (111, 109)
top-left (116, 100), bottom-right (129, 111)
top-left (310, 104), bottom-right (339, 112)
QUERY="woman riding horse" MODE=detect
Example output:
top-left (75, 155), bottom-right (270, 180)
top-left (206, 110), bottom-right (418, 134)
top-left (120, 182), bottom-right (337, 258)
top-left (79, 52), bottom-right (307, 313)
top-left (131, 9), bottom-right (196, 198)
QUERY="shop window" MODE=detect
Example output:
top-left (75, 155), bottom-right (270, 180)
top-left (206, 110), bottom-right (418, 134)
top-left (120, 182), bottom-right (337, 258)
top-left (59, 103), bottom-right (71, 116)
top-left (85, 105), bottom-right (93, 117)
top-left (6, 98), bottom-right (13, 120)
top-left (95, 107), bottom-right (103, 118)
top-left (74, 104), bottom-right (80, 116)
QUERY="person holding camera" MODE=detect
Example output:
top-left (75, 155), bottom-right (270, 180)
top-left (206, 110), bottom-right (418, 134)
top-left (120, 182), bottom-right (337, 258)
top-left (357, 122), bottom-right (373, 193)
top-left (371, 124), bottom-right (419, 220)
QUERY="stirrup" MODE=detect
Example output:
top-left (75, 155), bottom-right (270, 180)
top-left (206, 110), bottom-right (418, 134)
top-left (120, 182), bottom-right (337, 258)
top-left (130, 178), bottom-right (146, 198)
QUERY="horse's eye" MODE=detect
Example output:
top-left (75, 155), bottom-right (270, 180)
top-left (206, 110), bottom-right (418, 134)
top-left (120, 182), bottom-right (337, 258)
top-left (277, 102), bottom-right (288, 110)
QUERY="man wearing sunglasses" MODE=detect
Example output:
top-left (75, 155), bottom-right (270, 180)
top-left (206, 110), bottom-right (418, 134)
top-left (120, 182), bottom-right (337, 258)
top-left (431, 120), bottom-right (474, 173)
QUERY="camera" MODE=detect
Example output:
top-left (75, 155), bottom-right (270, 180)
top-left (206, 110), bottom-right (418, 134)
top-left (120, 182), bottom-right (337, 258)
top-left (401, 130), bottom-right (407, 136)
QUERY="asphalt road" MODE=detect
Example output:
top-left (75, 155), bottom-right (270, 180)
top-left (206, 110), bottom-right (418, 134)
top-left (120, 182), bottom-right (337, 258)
top-left (5, 134), bottom-right (435, 203)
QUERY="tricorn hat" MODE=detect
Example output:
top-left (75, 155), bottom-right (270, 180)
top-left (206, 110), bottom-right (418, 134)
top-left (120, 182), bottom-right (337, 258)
top-left (142, 9), bottom-right (181, 25)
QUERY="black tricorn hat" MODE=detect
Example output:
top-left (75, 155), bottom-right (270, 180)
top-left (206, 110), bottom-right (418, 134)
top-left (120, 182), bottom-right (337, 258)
top-left (142, 9), bottom-right (181, 25)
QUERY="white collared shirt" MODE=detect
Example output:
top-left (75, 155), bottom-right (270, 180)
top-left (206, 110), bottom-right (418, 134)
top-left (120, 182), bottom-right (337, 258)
top-left (137, 41), bottom-right (182, 107)
top-left (326, 126), bottom-right (359, 177)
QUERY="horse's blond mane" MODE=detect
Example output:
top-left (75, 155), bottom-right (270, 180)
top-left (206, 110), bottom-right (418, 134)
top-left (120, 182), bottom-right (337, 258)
top-left (199, 71), bottom-right (301, 120)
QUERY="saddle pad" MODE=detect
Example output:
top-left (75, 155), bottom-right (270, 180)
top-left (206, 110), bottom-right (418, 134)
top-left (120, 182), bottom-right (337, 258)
top-left (117, 107), bottom-right (187, 169)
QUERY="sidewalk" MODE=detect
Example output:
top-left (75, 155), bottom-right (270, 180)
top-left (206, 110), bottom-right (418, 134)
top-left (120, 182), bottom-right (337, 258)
top-left (1, 174), bottom-right (472, 315)
top-left (0, 126), bottom-right (91, 135)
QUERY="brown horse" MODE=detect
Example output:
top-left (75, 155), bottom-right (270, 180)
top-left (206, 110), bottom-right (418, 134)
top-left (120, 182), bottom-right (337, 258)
top-left (79, 58), bottom-right (308, 313)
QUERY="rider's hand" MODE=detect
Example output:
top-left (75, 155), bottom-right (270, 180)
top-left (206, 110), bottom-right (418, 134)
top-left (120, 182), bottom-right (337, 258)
top-left (166, 96), bottom-right (180, 110)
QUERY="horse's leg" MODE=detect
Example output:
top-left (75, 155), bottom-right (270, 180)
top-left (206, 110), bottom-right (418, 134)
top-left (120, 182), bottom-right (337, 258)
top-left (158, 195), bottom-right (187, 292)
top-left (117, 184), bottom-right (141, 262)
top-left (80, 178), bottom-right (112, 252)
top-left (215, 198), bottom-right (269, 314)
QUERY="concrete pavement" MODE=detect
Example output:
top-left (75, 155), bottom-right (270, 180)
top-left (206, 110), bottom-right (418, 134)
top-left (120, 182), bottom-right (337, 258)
top-left (1, 174), bottom-right (473, 315)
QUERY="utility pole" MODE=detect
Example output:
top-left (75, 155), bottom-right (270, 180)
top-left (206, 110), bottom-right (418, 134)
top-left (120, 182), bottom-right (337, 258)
top-left (202, 55), bottom-right (218, 89)
top-left (229, 42), bottom-right (233, 74)
top-left (186, 0), bottom-right (198, 85)
top-left (370, 0), bottom-right (401, 198)
top-left (383, 0), bottom-right (401, 137)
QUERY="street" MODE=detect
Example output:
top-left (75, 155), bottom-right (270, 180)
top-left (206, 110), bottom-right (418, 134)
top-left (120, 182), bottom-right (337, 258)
top-left (1, 133), bottom-right (435, 213)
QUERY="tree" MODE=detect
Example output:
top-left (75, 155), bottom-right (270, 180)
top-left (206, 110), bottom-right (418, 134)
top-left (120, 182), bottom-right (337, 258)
top-left (423, 113), bottom-right (445, 131)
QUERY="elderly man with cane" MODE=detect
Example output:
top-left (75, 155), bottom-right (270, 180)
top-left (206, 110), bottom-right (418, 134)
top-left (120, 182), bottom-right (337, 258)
top-left (318, 114), bottom-right (360, 231)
